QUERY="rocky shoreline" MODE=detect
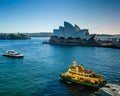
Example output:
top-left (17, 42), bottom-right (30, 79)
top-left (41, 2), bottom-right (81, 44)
top-left (43, 41), bottom-right (120, 49)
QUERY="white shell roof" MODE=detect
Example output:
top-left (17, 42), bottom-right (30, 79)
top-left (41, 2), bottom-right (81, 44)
top-left (53, 21), bottom-right (95, 40)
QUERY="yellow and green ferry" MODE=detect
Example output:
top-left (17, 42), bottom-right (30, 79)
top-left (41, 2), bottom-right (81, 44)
top-left (60, 61), bottom-right (106, 90)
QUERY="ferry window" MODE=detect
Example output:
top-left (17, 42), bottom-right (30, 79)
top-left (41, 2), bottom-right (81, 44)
top-left (95, 82), bottom-right (97, 84)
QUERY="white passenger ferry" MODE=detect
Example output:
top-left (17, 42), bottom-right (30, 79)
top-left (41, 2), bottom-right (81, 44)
top-left (2, 50), bottom-right (24, 58)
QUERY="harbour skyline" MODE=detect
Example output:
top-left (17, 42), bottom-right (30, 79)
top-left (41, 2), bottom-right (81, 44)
top-left (0, 0), bottom-right (120, 34)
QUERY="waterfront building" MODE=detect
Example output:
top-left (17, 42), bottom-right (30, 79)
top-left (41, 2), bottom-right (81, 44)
top-left (48, 21), bottom-right (96, 45)
top-left (43, 21), bottom-right (120, 48)
top-left (52, 21), bottom-right (95, 40)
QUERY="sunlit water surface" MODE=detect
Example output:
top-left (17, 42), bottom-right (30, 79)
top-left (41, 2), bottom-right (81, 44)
top-left (0, 37), bottom-right (120, 96)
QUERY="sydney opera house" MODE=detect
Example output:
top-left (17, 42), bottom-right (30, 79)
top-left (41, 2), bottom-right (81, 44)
top-left (48, 21), bottom-right (96, 45)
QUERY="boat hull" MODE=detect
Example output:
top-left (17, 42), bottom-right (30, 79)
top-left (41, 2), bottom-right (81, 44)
top-left (2, 54), bottom-right (24, 58)
top-left (59, 74), bottom-right (106, 90)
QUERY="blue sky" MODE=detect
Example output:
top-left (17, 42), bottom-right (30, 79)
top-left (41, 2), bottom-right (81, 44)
top-left (0, 0), bottom-right (120, 34)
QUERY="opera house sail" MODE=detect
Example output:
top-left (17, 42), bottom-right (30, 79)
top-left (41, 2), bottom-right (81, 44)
top-left (47, 21), bottom-right (96, 45)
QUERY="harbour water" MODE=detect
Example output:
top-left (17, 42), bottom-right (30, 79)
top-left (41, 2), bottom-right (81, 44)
top-left (0, 37), bottom-right (120, 96)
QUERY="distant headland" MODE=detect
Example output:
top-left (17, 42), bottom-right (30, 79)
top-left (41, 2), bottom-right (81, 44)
top-left (24, 32), bottom-right (52, 37)
top-left (0, 32), bottom-right (52, 40)
top-left (0, 33), bottom-right (30, 40)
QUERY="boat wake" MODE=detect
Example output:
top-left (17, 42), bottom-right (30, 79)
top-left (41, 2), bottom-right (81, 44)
top-left (100, 83), bottom-right (120, 96)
